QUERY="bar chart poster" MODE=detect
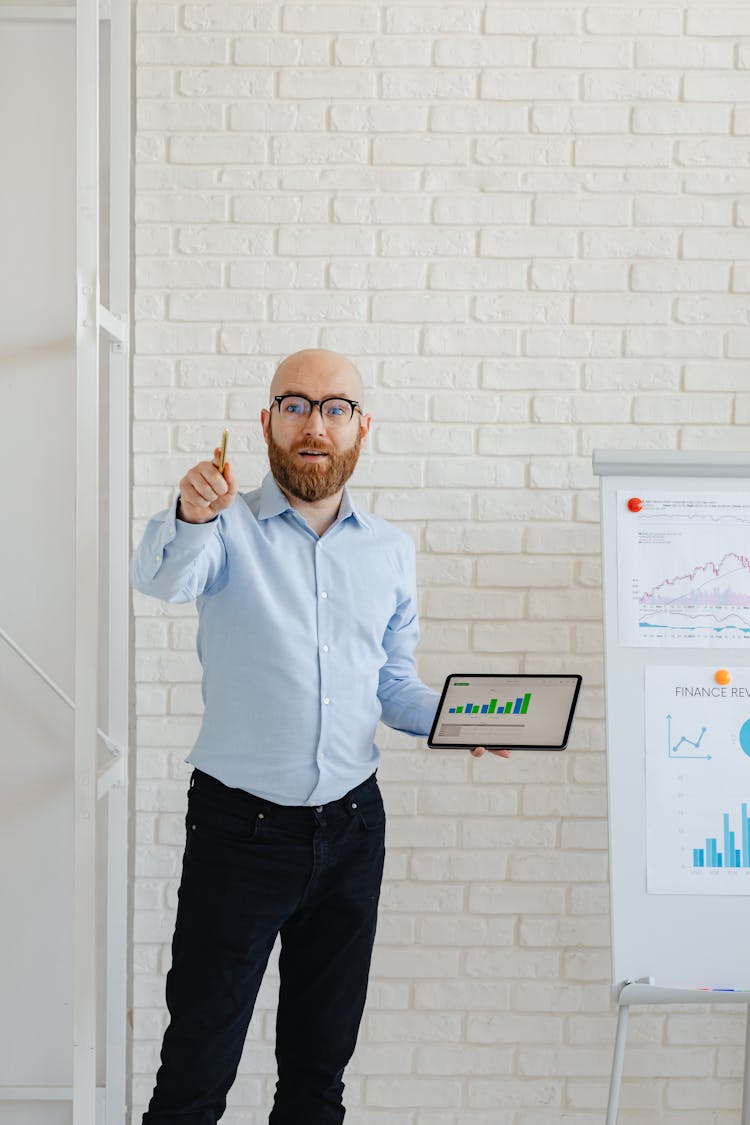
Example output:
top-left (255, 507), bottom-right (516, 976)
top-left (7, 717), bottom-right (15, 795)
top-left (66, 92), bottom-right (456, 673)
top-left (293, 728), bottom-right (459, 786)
top-left (617, 491), bottom-right (750, 647)
top-left (645, 665), bottom-right (750, 894)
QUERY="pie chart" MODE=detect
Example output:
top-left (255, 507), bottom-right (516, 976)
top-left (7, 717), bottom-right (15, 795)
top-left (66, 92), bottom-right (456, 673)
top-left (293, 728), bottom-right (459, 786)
top-left (740, 719), bottom-right (750, 757)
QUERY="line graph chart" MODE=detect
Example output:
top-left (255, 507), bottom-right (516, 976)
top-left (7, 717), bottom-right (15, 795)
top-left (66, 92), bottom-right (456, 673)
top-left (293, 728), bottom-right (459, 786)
top-left (667, 714), bottom-right (710, 759)
top-left (619, 493), bottom-right (750, 647)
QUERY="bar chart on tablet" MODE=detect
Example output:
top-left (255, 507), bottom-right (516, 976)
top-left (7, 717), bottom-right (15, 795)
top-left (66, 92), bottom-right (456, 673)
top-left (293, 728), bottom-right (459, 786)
top-left (447, 691), bottom-right (532, 716)
top-left (430, 675), bottom-right (579, 748)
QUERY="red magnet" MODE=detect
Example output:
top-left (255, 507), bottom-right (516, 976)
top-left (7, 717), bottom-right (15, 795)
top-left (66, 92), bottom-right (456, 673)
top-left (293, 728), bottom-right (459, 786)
top-left (627, 497), bottom-right (643, 513)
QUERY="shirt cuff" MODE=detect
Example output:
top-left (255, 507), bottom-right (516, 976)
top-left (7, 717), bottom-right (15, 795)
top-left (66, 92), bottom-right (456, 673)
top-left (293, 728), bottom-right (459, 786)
top-left (153, 494), bottom-right (219, 556)
top-left (172, 493), bottom-right (218, 535)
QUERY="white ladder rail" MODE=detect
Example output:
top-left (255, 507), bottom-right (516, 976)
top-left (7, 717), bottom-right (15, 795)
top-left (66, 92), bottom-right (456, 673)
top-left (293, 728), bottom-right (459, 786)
top-left (0, 623), bottom-right (123, 760)
top-left (104, 0), bottom-right (132, 1118)
top-left (74, 0), bottom-right (101, 1117)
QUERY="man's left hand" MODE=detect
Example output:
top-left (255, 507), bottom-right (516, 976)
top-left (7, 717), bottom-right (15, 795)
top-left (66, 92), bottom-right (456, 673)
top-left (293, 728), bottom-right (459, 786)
top-left (470, 746), bottom-right (510, 759)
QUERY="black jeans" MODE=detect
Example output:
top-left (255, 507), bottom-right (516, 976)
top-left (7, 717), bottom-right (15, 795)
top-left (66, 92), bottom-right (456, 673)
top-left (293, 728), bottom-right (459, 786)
top-left (142, 767), bottom-right (386, 1125)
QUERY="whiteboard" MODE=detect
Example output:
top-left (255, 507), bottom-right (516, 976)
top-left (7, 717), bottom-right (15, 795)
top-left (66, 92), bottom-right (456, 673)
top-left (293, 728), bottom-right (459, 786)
top-left (595, 452), bottom-right (750, 992)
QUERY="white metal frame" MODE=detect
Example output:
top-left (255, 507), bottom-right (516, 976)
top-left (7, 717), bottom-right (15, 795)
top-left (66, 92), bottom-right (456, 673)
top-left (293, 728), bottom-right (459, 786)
top-left (0, 3), bottom-right (131, 1123)
top-left (606, 983), bottom-right (750, 1125)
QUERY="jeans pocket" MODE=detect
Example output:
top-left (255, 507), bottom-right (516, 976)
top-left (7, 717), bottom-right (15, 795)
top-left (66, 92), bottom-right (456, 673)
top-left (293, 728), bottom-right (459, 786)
top-left (355, 799), bottom-right (386, 832)
top-left (186, 793), bottom-right (264, 850)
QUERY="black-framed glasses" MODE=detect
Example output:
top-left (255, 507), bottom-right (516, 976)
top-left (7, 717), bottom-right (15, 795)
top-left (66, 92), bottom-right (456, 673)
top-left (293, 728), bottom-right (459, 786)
top-left (271, 394), bottom-right (361, 429)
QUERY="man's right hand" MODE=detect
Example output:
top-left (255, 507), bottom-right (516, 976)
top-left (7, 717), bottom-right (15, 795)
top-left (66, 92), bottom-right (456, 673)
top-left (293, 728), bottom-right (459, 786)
top-left (177, 447), bottom-right (238, 524)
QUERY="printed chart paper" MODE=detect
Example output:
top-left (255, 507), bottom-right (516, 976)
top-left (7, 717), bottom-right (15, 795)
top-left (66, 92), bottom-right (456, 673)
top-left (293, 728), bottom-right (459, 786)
top-left (617, 491), bottom-right (750, 648)
top-left (646, 666), bottom-right (750, 895)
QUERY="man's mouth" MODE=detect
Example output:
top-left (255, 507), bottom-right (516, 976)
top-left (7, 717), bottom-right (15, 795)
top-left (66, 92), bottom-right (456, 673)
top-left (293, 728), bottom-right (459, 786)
top-left (297, 448), bottom-right (329, 460)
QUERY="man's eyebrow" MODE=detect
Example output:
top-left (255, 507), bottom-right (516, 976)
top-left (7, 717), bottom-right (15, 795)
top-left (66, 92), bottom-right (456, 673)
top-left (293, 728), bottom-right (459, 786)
top-left (275, 389), bottom-right (356, 399)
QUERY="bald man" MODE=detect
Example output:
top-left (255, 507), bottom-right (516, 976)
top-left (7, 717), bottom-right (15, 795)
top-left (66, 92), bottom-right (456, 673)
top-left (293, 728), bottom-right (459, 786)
top-left (130, 349), bottom-right (507, 1125)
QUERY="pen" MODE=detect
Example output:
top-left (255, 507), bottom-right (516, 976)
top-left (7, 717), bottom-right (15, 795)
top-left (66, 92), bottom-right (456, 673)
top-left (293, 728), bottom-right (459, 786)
top-left (219, 428), bottom-right (228, 472)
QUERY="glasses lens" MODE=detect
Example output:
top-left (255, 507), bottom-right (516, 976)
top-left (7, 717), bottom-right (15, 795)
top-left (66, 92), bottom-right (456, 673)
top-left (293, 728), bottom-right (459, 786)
top-left (277, 396), bottom-right (310, 420)
top-left (276, 396), bottom-right (353, 426)
top-left (321, 399), bottom-right (353, 426)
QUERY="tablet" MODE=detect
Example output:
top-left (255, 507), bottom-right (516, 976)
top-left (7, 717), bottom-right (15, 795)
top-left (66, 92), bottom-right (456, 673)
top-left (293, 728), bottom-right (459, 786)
top-left (428, 674), bottom-right (582, 750)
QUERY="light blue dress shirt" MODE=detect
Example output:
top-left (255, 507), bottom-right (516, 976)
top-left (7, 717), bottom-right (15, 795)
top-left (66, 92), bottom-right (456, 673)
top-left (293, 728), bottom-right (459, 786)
top-left (130, 472), bottom-right (441, 805)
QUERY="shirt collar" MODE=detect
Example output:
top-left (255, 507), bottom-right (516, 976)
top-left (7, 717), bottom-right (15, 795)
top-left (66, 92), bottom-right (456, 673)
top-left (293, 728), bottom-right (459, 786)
top-left (257, 471), bottom-right (367, 529)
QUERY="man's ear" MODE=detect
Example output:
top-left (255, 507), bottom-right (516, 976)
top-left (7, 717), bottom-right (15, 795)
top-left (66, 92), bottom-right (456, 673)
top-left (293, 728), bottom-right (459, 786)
top-left (260, 408), bottom-right (270, 445)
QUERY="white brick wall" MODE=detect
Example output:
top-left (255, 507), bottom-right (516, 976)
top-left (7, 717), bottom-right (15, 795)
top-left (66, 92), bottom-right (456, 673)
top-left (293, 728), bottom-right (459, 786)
top-left (132, 4), bottom-right (748, 1122)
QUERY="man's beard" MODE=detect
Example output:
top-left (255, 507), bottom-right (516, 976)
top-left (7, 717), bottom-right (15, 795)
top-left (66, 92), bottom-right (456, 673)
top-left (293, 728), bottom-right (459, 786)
top-left (267, 420), bottom-right (362, 503)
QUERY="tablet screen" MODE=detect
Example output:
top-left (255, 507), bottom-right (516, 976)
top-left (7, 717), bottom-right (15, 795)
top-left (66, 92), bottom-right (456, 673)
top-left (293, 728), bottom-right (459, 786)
top-left (428, 674), bottom-right (582, 750)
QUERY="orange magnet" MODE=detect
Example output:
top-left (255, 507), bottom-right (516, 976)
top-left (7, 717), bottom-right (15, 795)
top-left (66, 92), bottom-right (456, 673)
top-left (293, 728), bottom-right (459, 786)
top-left (715, 669), bottom-right (731, 686)
top-left (627, 497), bottom-right (643, 513)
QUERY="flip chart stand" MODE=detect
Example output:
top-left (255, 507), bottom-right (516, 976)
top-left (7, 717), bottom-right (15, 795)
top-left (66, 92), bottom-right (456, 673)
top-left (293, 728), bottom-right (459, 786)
top-left (606, 982), bottom-right (750, 1124)
top-left (594, 451), bottom-right (750, 1122)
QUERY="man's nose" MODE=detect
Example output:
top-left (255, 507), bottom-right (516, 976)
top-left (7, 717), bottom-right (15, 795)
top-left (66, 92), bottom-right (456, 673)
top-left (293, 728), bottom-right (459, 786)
top-left (303, 405), bottom-right (328, 436)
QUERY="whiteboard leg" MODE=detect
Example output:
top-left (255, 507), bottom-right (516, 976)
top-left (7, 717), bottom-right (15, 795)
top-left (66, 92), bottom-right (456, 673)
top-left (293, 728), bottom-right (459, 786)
top-left (606, 1003), bottom-right (630, 1125)
top-left (742, 1004), bottom-right (750, 1125)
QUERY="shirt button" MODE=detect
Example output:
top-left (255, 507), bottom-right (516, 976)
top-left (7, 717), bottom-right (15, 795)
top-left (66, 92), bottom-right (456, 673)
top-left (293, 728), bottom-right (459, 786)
top-left (322, 645), bottom-right (329, 652)
top-left (323, 697), bottom-right (330, 705)
top-left (321, 591), bottom-right (328, 599)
